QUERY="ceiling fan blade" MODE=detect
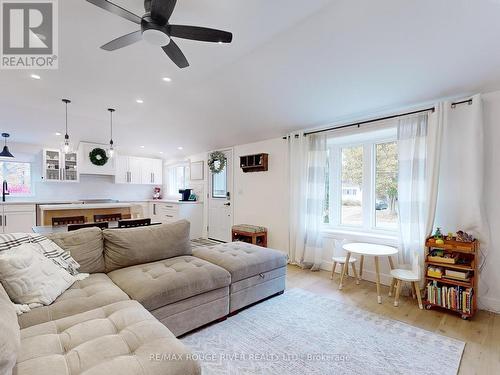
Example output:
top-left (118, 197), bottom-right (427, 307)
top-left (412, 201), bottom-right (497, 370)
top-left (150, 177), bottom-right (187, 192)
top-left (101, 30), bottom-right (142, 51)
top-left (86, 0), bottom-right (142, 24)
top-left (168, 25), bottom-right (232, 43)
top-left (151, 0), bottom-right (176, 25)
top-left (162, 40), bottom-right (189, 68)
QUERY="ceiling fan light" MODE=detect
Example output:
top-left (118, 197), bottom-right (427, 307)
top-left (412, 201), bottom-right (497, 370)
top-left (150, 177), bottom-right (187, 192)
top-left (142, 29), bottom-right (171, 46)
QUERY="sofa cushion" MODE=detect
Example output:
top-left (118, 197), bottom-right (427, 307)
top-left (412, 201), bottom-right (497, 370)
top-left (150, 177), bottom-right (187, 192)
top-left (103, 221), bottom-right (192, 272)
top-left (18, 273), bottom-right (130, 329)
top-left (193, 242), bottom-right (288, 282)
top-left (0, 243), bottom-right (76, 306)
top-left (16, 300), bottom-right (201, 375)
top-left (0, 282), bottom-right (20, 375)
top-left (47, 227), bottom-right (105, 274)
top-left (108, 256), bottom-right (231, 311)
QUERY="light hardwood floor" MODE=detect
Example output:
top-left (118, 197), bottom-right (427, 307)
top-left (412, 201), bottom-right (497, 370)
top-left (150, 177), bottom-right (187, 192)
top-left (286, 265), bottom-right (500, 375)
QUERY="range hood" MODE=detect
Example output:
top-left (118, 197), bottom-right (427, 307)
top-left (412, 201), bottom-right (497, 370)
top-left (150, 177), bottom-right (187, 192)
top-left (78, 142), bottom-right (116, 176)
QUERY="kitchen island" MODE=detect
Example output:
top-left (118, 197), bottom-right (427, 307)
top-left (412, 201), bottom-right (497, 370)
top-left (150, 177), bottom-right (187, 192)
top-left (39, 202), bottom-right (133, 226)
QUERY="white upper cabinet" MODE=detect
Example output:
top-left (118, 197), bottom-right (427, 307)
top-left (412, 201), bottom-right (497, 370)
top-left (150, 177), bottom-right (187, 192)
top-left (141, 158), bottom-right (163, 185)
top-left (115, 155), bottom-right (163, 185)
top-left (42, 149), bottom-right (79, 182)
top-left (115, 154), bottom-right (129, 184)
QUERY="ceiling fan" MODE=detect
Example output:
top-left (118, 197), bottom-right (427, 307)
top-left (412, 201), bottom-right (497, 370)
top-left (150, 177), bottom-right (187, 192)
top-left (86, 0), bottom-right (233, 68)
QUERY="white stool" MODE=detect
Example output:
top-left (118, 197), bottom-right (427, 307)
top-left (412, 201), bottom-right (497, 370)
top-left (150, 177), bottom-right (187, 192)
top-left (389, 252), bottom-right (423, 309)
top-left (331, 256), bottom-right (358, 283)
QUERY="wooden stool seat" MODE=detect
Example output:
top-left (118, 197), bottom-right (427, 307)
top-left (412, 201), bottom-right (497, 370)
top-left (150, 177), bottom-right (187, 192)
top-left (332, 256), bottom-right (357, 264)
top-left (331, 256), bottom-right (358, 284)
top-left (390, 268), bottom-right (419, 282)
top-left (389, 253), bottom-right (423, 309)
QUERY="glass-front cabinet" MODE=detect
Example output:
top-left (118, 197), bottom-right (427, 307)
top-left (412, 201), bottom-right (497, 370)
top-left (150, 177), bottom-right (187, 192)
top-left (42, 149), bottom-right (79, 182)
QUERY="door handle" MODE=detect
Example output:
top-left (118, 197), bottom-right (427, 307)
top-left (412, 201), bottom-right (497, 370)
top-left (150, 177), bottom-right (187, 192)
top-left (224, 202), bottom-right (231, 206)
top-left (3, 215), bottom-right (5, 227)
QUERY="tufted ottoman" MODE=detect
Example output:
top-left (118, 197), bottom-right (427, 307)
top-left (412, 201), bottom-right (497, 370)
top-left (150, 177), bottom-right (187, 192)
top-left (107, 256), bottom-right (231, 337)
top-left (193, 242), bottom-right (287, 313)
top-left (15, 300), bottom-right (201, 375)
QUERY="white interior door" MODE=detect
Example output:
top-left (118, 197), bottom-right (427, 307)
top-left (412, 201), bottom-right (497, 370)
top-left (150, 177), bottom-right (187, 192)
top-left (208, 149), bottom-right (233, 242)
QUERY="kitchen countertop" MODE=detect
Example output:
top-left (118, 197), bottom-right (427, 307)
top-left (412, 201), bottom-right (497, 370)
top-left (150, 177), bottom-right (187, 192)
top-left (1, 199), bottom-right (203, 206)
top-left (148, 199), bottom-right (203, 204)
top-left (39, 203), bottom-right (133, 210)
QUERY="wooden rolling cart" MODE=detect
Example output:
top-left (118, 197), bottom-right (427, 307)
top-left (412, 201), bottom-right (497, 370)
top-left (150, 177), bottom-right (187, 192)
top-left (424, 237), bottom-right (479, 320)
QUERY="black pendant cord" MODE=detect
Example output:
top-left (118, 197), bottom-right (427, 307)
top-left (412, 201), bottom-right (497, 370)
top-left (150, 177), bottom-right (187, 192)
top-left (62, 99), bottom-right (71, 141)
top-left (108, 108), bottom-right (115, 146)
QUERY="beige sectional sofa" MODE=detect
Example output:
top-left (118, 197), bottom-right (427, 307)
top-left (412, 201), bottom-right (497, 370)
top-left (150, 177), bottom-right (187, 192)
top-left (0, 220), bottom-right (287, 375)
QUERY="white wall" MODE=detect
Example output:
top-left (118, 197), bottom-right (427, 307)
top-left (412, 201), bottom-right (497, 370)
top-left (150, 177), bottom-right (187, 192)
top-left (233, 138), bottom-right (289, 251)
top-left (6, 142), bottom-right (154, 202)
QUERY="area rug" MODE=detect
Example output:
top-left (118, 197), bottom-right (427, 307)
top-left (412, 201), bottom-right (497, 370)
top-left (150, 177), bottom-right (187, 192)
top-left (181, 289), bottom-right (465, 375)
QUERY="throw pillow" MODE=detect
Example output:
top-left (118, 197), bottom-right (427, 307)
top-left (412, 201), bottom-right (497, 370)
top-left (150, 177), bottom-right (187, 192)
top-left (29, 234), bottom-right (82, 276)
top-left (0, 243), bottom-right (76, 306)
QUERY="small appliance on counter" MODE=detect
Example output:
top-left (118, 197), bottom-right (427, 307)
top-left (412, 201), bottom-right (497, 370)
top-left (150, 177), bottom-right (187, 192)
top-left (153, 187), bottom-right (162, 200)
top-left (179, 189), bottom-right (196, 202)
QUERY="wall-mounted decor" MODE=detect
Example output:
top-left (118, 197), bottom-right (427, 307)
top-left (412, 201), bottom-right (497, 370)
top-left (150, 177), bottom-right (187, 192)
top-left (190, 161), bottom-right (204, 180)
top-left (89, 147), bottom-right (109, 166)
top-left (240, 153), bottom-right (268, 173)
top-left (208, 151), bottom-right (226, 174)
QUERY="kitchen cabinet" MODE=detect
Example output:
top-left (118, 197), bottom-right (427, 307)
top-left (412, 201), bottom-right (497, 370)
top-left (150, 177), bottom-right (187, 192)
top-left (42, 149), bottom-right (79, 182)
top-left (149, 201), bottom-right (203, 239)
top-left (1, 204), bottom-right (36, 233)
top-left (116, 155), bottom-right (163, 185)
top-left (141, 158), bottom-right (163, 185)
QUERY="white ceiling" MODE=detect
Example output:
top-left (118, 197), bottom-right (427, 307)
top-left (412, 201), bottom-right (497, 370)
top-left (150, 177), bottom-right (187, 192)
top-left (2, 0), bottom-right (500, 158)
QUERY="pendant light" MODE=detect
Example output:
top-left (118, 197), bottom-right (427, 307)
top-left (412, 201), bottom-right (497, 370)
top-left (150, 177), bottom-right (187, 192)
top-left (0, 133), bottom-right (14, 158)
top-left (108, 108), bottom-right (115, 158)
top-left (61, 99), bottom-right (72, 154)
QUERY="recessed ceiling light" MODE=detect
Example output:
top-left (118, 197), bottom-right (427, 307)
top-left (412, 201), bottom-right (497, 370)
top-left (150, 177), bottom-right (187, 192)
top-left (136, 99), bottom-right (144, 104)
top-left (159, 151), bottom-right (164, 154)
top-left (55, 132), bottom-right (62, 136)
top-left (30, 74), bottom-right (41, 80)
top-left (140, 145), bottom-right (145, 148)
top-left (177, 146), bottom-right (183, 150)
top-left (162, 77), bottom-right (172, 82)
top-left (218, 41), bottom-right (223, 44)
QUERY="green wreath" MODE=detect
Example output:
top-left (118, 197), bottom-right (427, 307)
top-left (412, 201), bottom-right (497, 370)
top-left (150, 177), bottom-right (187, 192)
top-left (89, 148), bottom-right (109, 166)
top-left (208, 151), bottom-right (226, 174)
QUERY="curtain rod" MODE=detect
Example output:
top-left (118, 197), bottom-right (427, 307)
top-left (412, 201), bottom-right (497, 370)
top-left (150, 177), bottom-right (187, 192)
top-left (301, 107), bottom-right (435, 137)
top-left (282, 98), bottom-right (473, 139)
top-left (451, 98), bottom-right (473, 108)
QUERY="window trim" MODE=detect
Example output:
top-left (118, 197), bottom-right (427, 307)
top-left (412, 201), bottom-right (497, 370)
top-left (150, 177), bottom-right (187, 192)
top-left (326, 133), bottom-right (399, 236)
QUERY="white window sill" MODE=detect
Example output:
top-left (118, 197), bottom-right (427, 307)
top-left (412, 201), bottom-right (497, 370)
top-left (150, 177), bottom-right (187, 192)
top-left (321, 227), bottom-right (400, 246)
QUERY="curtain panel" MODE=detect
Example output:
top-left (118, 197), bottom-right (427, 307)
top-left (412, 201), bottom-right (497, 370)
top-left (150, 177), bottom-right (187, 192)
top-left (288, 132), bottom-right (327, 271)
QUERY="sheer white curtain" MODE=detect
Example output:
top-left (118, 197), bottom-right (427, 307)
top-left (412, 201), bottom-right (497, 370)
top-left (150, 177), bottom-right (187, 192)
top-left (397, 111), bottom-right (443, 264)
top-left (434, 95), bottom-right (491, 309)
top-left (288, 132), bottom-right (327, 271)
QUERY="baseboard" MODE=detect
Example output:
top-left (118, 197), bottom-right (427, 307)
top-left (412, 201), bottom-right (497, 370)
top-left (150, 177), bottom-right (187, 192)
top-left (477, 296), bottom-right (500, 314)
top-left (321, 261), bottom-right (392, 286)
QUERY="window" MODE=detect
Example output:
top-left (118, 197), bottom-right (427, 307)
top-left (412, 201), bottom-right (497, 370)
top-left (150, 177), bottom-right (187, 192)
top-left (212, 164), bottom-right (227, 198)
top-left (341, 145), bottom-right (363, 226)
top-left (166, 164), bottom-right (188, 197)
top-left (0, 161), bottom-right (32, 196)
top-left (375, 142), bottom-right (399, 230)
top-left (326, 127), bottom-right (399, 233)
